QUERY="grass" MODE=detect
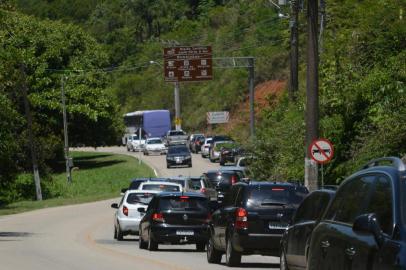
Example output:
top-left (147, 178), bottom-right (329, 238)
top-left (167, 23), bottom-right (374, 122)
top-left (0, 151), bottom-right (154, 216)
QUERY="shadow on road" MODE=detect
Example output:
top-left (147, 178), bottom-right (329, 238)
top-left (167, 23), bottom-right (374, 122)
top-left (220, 262), bottom-right (279, 268)
top-left (0, 232), bottom-right (32, 237)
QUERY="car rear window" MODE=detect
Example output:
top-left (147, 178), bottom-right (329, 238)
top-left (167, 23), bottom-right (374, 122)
top-left (126, 193), bottom-right (154, 205)
top-left (168, 179), bottom-right (186, 187)
top-left (206, 172), bottom-right (236, 184)
top-left (141, 184), bottom-right (180, 192)
top-left (169, 131), bottom-right (186, 136)
top-left (190, 179), bottom-right (202, 189)
top-left (147, 139), bottom-right (162, 144)
top-left (246, 186), bottom-right (303, 207)
top-left (159, 197), bottom-right (208, 211)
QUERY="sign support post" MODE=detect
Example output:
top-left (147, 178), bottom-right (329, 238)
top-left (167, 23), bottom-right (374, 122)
top-left (174, 82), bottom-right (181, 130)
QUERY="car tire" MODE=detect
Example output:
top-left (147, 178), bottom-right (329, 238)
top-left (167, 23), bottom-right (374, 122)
top-left (220, 160), bottom-right (225, 166)
top-left (207, 236), bottom-right (222, 264)
top-left (147, 230), bottom-right (158, 251)
top-left (167, 164), bottom-right (170, 169)
top-left (189, 163), bottom-right (192, 168)
top-left (196, 242), bottom-right (205, 252)
top-left (113, 226), bottom-right (117, 239)
top-left (116, 225), bottom-right (124, 241)
top-left (139, 234), bottom-right (147, 249)
top-left (225, 234), bottom-right (241, 266)
top-left (280, 249), bottom-right (289, 270)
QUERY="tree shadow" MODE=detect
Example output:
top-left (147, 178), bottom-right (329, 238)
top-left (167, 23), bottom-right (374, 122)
top-left (52, 154), bottom-right (115, 173)
top-left (0, 232), bottom-right (33, 237)
top-left (73, 154), bottom-right (113, 161)
top-left (72, 160), bottom-right (125, 170)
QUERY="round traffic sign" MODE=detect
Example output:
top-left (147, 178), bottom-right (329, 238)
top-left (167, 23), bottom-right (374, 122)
top-left (309, 138), bottom-right (334, 164)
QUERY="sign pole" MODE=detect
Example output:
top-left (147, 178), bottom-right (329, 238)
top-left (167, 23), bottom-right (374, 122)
top-left (174, 82), bottom-right (181, 130)
top-left (321, 164), bottom-right (324, 188)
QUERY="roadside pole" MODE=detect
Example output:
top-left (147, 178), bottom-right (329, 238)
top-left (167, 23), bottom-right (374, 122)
top-left (248, 57), bottom-right (255, 138)
top-left (289, 0), bottom-right (299, 101)
top-left (61, 76), bottom-right (72, 183)
top-left (174, 82), bottom-right (181, 130)
top-left (304, 0), bottom-right (319, 192)
top-left (20, 64), bottom-right (42, 201)
top-left (139, 127), bottom-right (142, 164)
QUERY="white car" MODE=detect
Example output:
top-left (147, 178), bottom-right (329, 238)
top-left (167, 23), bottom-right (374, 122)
top-left (138, 181), bottom-right (183, 192)
top-left (127, 134), bottom-right (146, 152)
top-left (111, 190), bottom-right (158, 240)
top-left (209, 140), bottom-right (233, 162)
top-left (143, 137), bottom-right (167, 155)
top-left (200, 137), bottom-right (213, 158)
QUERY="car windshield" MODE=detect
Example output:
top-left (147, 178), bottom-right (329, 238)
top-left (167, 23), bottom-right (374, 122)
top-left (206, 172), bottom-right (234, 184)
top-left (141, 184), bottom-right (180, 192)
top-left (168, 146), bottom-right (189, 154)
top-left (126, 193), bottom-right (154, 205)
top-left (246, 186), bottom-right (304, 208)
top-left (169, 131), bottom-right (185, 136)
top-left (159, 197), bottom-right (208, 211)
top-left (147, 139), bottom-right (162, 144)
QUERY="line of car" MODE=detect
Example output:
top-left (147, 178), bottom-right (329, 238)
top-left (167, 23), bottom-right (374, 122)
top-left (121, 131), bottom-right (406, 269)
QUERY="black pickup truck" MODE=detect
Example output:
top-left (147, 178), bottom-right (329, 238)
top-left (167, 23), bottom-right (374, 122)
top-left (206, 181), bottom-right (308, 266)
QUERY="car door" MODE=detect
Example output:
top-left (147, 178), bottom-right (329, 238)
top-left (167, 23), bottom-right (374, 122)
top-left (309, 175), bottom-right (376, 270)
top-left (141, 197), bottom-right (156, 241)
top-left (285, 191), bottom-right (329, 270)
top-left (346, 174), bottom-right (394, 270)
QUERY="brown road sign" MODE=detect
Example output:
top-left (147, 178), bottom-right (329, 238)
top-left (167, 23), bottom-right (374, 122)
top-left (164, 46), bottom-right (213, 82)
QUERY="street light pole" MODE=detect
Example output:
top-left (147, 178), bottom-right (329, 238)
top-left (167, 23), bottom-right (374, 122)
top-left (305, 0), bottom-right (319, 192)
top-left (61, 76), bottom-right (72, 183)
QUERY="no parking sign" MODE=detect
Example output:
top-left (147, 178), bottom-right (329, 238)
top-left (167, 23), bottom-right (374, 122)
top-left (309, 138), bottom-right (334, 164)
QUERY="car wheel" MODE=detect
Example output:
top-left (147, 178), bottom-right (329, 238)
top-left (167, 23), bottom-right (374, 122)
top-left (207, 236), bottom-right (222, 263)
top-left (116, 225), bottom-right (124, 241)
top-left (225, 234), bottom-right (241, 266)
top-left (189, 163), bottom-right (192, 168)
top-left (147, 230), bottom-right (158, 251)
top-left (167, 164), bottom-right (170, 169)
top-left (280, 249), bottom-right (289, 270)
top-left (196, 242), bottom-right (205, 252)
top-left (113, 226), bottom-right (117, 239)
top-left (138, 232), bottom-right (147, 249)
top-left (220, 160), bottom-right (225, 166)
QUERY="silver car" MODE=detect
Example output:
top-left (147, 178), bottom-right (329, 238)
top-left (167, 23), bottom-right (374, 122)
top-left (200, 137), bottom-right (213, 158)
top-left (111, 190), bottom-right (158, 240)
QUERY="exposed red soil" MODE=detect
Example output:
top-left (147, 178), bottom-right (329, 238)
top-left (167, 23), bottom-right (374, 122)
top-left (221, 80), bottom-right (286, 133)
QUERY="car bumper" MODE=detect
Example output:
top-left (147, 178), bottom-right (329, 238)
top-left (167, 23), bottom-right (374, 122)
top-left (232, 231), bottom-right (283, 256)
top-left (118, 216), bottom-right (142, 234)
top-left (146, 149), bottom-right (166, 154)
top-left (167, 159), bottom-right (192, 166)
top-left (150, 224), bottom-right (209, 244)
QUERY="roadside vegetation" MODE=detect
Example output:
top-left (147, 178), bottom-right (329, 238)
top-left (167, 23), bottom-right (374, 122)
top-left (0, 151), bottom-right (154, 215)
top-left (0, 0), bottom-right (404, 207)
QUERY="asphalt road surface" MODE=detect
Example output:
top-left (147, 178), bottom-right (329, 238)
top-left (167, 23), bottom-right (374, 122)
top-left (0, 146), bottom-right (280, 270)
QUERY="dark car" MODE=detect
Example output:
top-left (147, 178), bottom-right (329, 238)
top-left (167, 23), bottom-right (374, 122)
top-left (219, 143), bottom-right (242, 166)
top-left (207, 182), bottom-right (308, 266)
top-left (138, 192), bottom-right (211, 251)
top-left (204, 170), bottom-right (243, 201)
top-left (166, 145), bottom-right (192, 168)
top-left (189, 176), bottom-right (218, 201)
top-left (121, 177), bottom-right (169, 194)
top-left (280, 189), bottom-right (335, 270)
top-left (191, 135), bottom-right (205, 153)
top-left (307, 157), bottom-right (406, 270)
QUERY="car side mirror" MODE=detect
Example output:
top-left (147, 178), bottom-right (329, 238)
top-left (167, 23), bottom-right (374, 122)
top-left (137, 207), bottom-right (146, 213)
top-left (353, 213), bottom-right (384, 246)
top-left (111, 203), bottom-right (119, 209)
top-left (121, 188), bottom-right (128, 194)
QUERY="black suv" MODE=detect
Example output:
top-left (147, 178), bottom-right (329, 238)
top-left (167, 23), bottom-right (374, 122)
top-left (307, 157), bottom-right (406, 270)
top-left (138, 192), bottom-right (210, 251)
top-left (207, 182), bottom-right (308, 266)
top-left (280, 189), bottom-right (335, 270)
top-left (166, 145), bottom-right (192, 168)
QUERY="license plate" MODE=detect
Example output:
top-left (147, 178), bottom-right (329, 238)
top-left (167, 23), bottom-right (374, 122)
top-left (176, 230), bottom-right (194, 236)
top-left (176, 160), bottom-right (182, 164)
top-left (268, 222), bottom-right (287, 229)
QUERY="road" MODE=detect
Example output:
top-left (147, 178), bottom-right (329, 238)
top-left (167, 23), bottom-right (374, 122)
top-left (0, 146), bottom-right (280, 270)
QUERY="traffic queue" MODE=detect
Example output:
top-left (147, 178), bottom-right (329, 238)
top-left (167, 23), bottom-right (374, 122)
top-left (113, 132), bottom-right (406, 269)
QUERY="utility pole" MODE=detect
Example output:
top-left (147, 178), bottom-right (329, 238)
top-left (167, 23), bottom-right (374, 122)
top-left (248, 57), bottom-right (255, 138)
top-left (20, 64), bottom-right (42, 201)
top-left (61, 76), bottom-right (72, 183)
top-left (289, 0), bottom-right (299, 101)
top-left (305, 0), bottom-right (319, 192)
top-left (174, 82), bottom-right (181, 130)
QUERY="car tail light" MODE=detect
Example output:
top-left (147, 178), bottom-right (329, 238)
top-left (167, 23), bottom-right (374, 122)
top-left (123, 206), bottom-right (129, 216)
top-left (152, 213), bottom-right (165, 223)
top-left (200, 187), bottom-right (206, 193)
top-left (235, 208), bottom-right (248, 229)
top-left (231, 175), bottom-right (237, 185)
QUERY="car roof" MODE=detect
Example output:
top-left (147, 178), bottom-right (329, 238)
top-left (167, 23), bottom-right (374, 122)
top-left (146, 137), bottom-right (162, 140)
top-left (125, 189), bottom-right (160, 195)
top-left (131, 177), bottom-right (168, 182)
top-left (155, 192), bottom-right (207, 198)
top-left (220, 166), bottom-right (245, 171)
top-left (139, 181), bottom-right (181, 186)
